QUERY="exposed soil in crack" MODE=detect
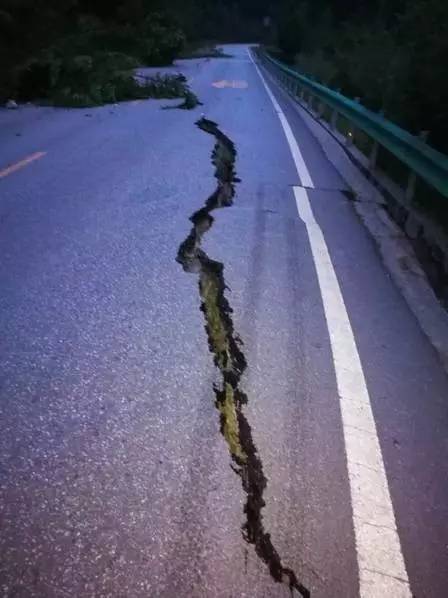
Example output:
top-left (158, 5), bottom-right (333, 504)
top-left (176, 117), bottom-right (310, 598)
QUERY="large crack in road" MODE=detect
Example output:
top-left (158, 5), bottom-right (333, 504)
top-left (177, 117), bottom-right (309, 598)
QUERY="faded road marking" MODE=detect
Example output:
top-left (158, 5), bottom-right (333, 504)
top-left (0, 152), bottom-right (46, 180)
top-left (249, 47), bottom-right (411, 597)
top-left (212, 80), bottom-right (248, 89)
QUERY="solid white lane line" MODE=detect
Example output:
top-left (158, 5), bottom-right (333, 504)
top-left (294, 187), bottom-right (411, 597)
top-left (246, 50), bottom-right (314, 189)
top-left (249, 48), bottom-right (411, 597)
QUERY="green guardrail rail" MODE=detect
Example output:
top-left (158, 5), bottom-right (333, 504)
top-left (258, 50), bottom-right (448, 199)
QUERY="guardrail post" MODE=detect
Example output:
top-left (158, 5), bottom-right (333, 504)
top-left (405, 130), bottom-right (429, 203)
top-left (405, 171), bottom-right (417, 204)
top-left (346, 97), bottom-right (360, 146)
top-left (330, 109), bottom-right (338, 130)
top-left (317, 101), bottom-right (325, 119)
top-left (369, 140), bottom-right (379, 171)
top-left (308, 93), bottom-right (314, 112)
top-left (369, 113), bottom-right (382, 169)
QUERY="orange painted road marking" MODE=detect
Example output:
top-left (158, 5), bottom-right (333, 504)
top-left (212, 80), bottom-right (248, 89)
top-left (0, 152), bottom-right (46, 180)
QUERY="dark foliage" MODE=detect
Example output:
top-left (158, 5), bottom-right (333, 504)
top-left (0, 1), bottom-right (186, 105)
top-left (0, 0), bottom-right (272, 105)
top-left (275, 0), bottom-right (448, 154)
top-left (1, 0), bottom-right (445, 144)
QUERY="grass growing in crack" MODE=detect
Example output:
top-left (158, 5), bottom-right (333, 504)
top-left (176, 117), bottom-right (310, 598)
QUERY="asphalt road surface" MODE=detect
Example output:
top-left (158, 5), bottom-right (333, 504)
top-left (1, 45), bottom-right (448, 598)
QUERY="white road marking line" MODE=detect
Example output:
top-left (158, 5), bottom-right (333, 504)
top-left (248, 48), bottom-right (412, 597)
top-left (294, 187), bottom-right (411, 597)
top-left (246, 50), bottom-right (314, 189)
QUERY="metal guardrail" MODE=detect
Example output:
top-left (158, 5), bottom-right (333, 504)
top-left (257, 50), bottom-right (448, 200)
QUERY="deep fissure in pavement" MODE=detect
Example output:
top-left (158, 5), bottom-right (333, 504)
top-left (176, 117), bottom-right (310, 598)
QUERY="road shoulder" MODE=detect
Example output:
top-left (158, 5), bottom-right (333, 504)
top-left (260, 65), bottom-right (448, 375)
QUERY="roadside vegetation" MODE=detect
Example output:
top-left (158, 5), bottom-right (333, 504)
top-left (0, 0), bottom-right (268, 108)
top-left (0, 2), bottom-right (189, 107)
top-left (2, 0), bottom-right (446, 146)
top-left (274, 0), bottom-right (448, 155)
